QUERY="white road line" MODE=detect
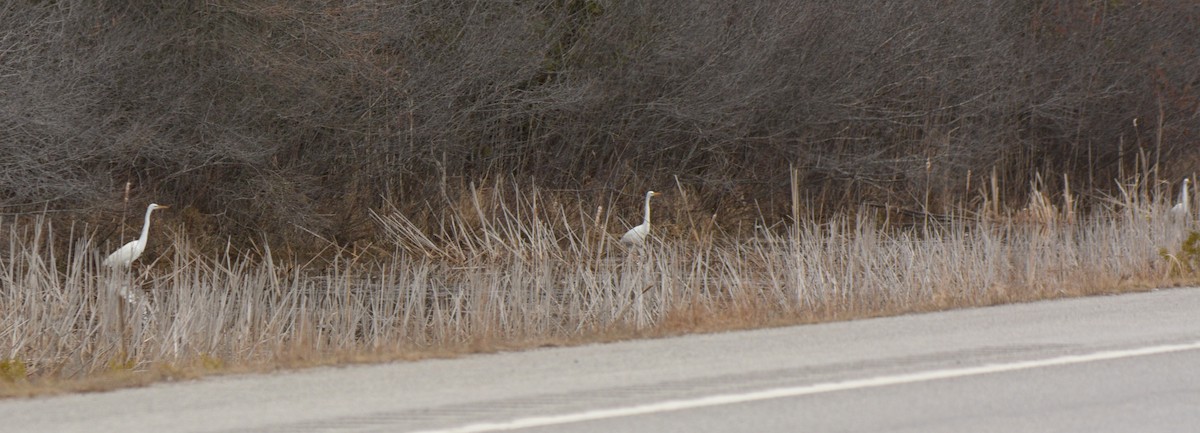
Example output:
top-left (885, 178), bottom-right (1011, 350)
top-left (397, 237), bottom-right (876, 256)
top-left (412, 341), bottom-right (1200, 433)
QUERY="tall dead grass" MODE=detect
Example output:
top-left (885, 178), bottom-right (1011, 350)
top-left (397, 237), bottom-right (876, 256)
top-left (0, 180), bottom-right (1196, 393)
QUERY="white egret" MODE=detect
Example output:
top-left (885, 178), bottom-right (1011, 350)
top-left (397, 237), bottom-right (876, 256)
top-left (620, 191), bottom-right (660, 246)
top-left (104, 203), bottom-right (169, 268)
top-left (1171, 178), bottom-right (1190, 220)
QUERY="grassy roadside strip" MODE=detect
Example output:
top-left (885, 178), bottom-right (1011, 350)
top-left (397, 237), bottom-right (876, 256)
top-left (2, 189), bottom-right (1198, 398)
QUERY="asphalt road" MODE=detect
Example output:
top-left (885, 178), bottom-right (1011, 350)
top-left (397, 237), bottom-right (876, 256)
top-left (4, 288), bottom-right (1199, 433)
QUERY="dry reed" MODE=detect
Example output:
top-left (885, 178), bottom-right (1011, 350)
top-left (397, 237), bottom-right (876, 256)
top-left (0, 181), bottom-right (1196, 394)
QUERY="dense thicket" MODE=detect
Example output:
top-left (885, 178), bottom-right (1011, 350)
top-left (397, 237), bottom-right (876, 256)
top-left (1, 0), bottom-right (1198, 246)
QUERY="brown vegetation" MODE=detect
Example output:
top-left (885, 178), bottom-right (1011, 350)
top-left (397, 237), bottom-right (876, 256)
top-left (1, 179), bottom-right (1199, 396)
top-left (2, 0), bottom-right (1200, 395)
top-left (1, 0), bottom-right (1197, 246)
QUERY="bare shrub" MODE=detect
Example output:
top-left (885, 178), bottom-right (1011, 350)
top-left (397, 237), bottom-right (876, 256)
top-left (0, 0), bottom-right (1197, 245)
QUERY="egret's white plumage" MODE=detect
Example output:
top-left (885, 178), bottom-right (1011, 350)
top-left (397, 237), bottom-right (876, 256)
top-left (104, 203), bottom-right (169, 268)
top-left (1171, 178), bottom-right (1190, 220)
top-left (620, 191), bottom-right (659, 246)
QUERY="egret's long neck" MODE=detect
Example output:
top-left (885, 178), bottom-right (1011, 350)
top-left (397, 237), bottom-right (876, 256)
top-left (138, 206), bottom-right (155, 244)
top-left (643, 194), bottom-right (653, 225)
top-left (1182, 182), bottom-right (1191, 210)
top-left (1185, 182), bottom-right (1191, 208)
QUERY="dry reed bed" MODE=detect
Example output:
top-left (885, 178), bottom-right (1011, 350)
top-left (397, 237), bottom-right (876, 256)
top-left (0, 189), bottom-right (1195, 389)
